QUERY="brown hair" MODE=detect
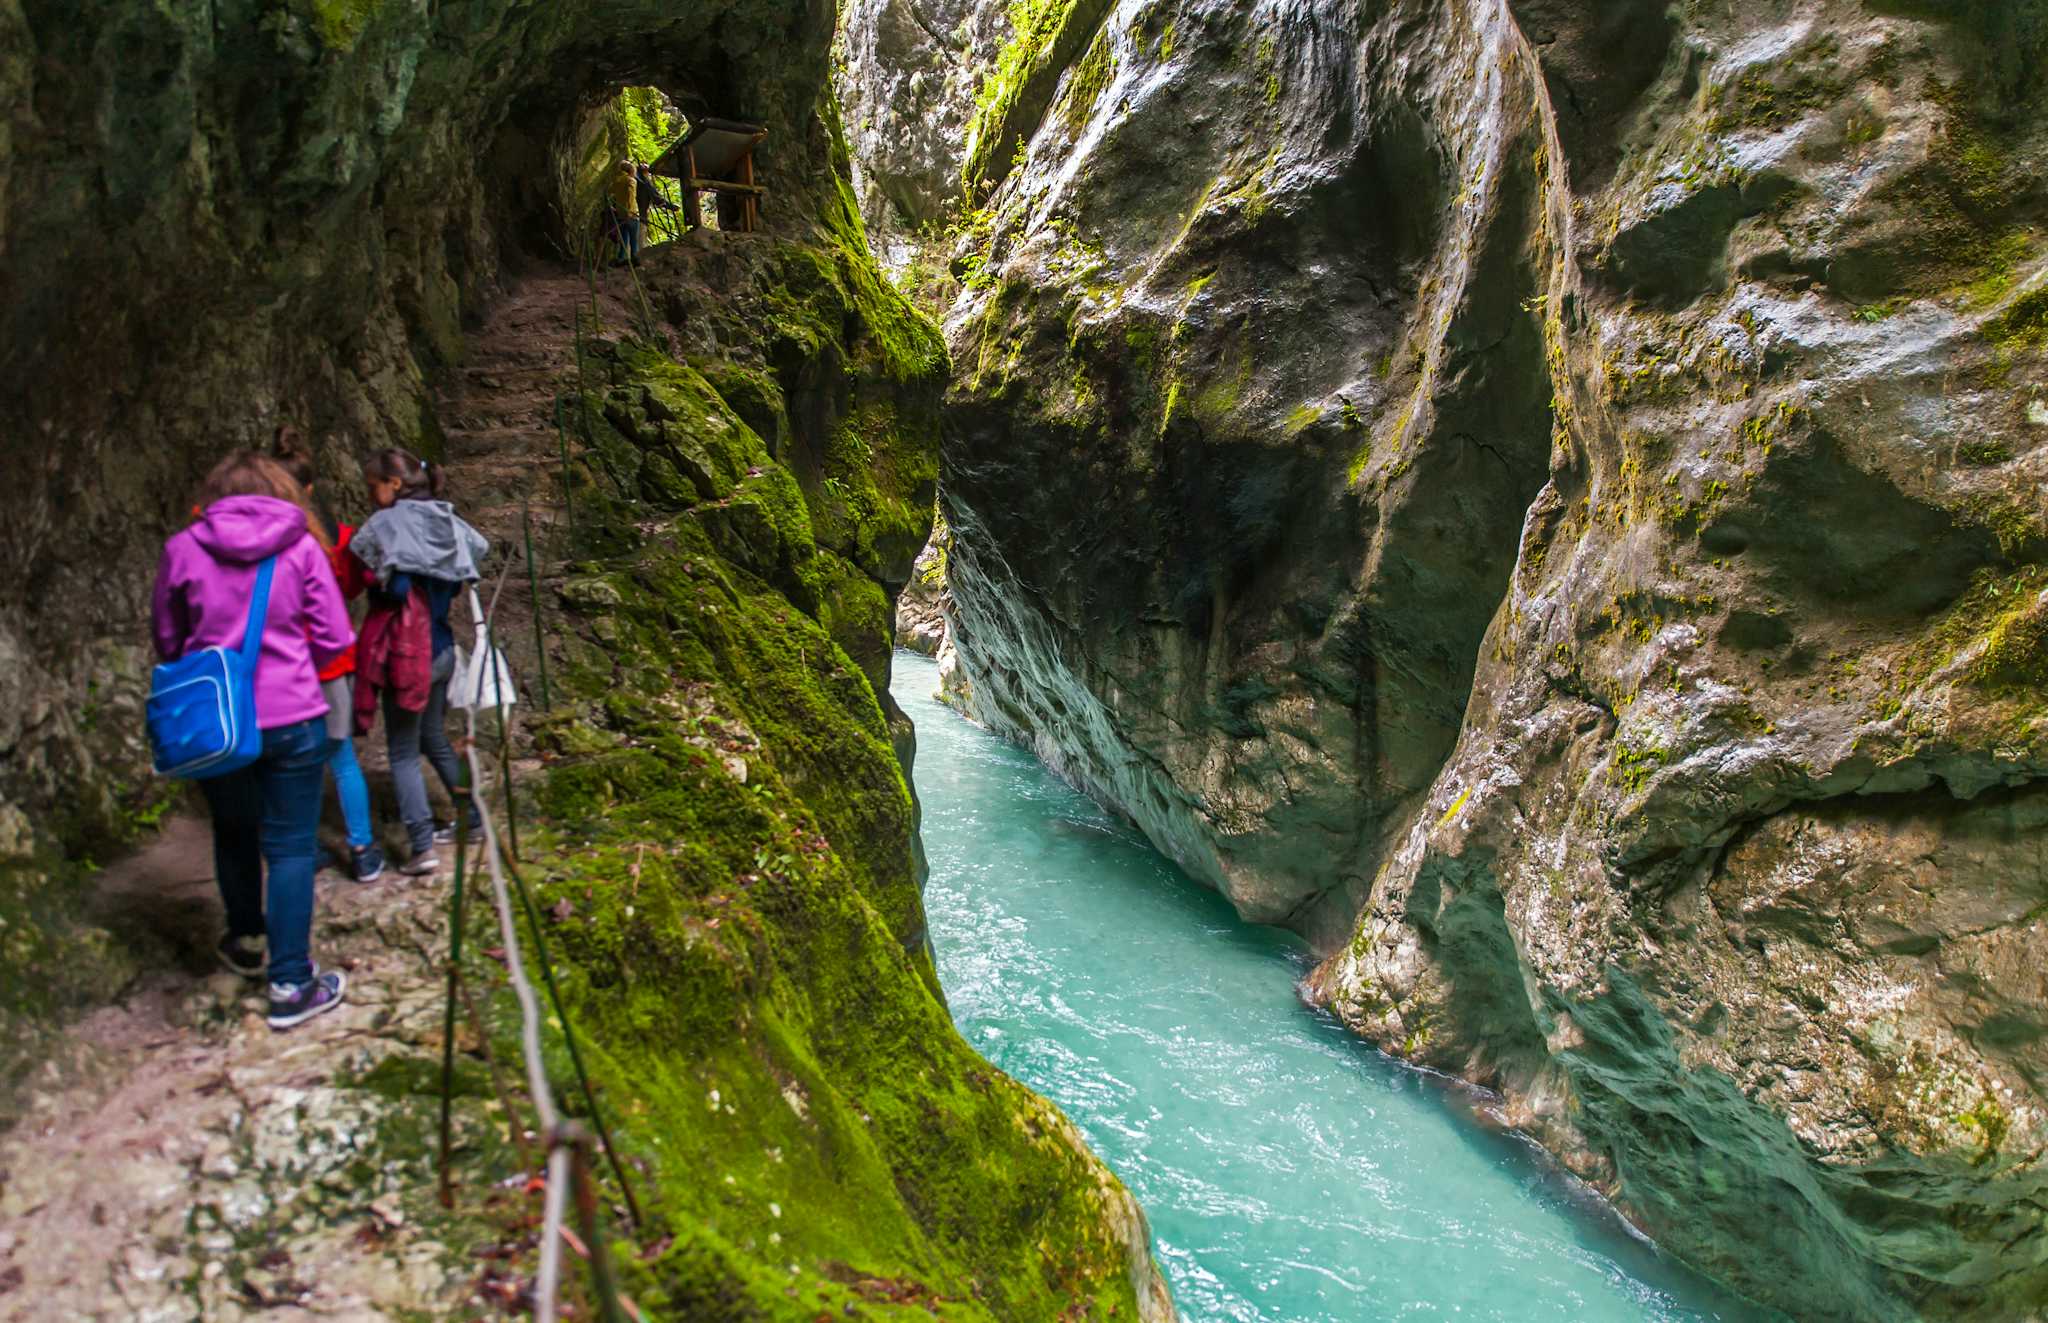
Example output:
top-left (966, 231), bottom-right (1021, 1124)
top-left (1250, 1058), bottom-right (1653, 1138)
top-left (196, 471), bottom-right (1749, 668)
top-left (272, 424), bottom-right (318, 491)
top-left (198, 450), bottom-right (331, 550)
top-left (363, 447), bottom-right (445, 501)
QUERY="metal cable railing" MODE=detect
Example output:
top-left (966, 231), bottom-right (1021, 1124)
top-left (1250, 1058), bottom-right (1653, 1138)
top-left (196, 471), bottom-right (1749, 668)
top-left (429, 536), bottom-right (642, 1320)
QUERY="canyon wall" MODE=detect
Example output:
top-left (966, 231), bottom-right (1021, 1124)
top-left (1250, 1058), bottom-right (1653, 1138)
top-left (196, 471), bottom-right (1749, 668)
top-left (927, 0), bottom-right (2048, 1315)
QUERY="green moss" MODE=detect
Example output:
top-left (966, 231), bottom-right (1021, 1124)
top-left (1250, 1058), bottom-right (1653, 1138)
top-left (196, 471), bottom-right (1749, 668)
top-left (522, 257), bottom-right (1153, 1308)
top-left (1158, 378), bottom-right (1181, 436)
top-left (1863, 92), bottom-right (2031, 298)
top-left (1984, 283), bottom-right (2048, 352)
top-left (1062, 26), bottom-right (1117, 135)
top-left (961, 0), bottom-right (1115, 193)
top-left (1971, 585), bottom-right (2048, 692)
top-left (1958, 437), bottom-right (2014, 466)
top-left (1885, 566), bottom-right (2048, 706)
top-left (305, 0), bottom-right (383, 50)
top-left (1708, 36), bottom-right (1846, 133)
top-left (521, 517), bottom-right (1144, 1319)
top-left (1958, 1094), bottom-right (2013, 1165)
top-left (1611, 738), bottom-right (1669, 795)
top-left (1960, 494), bottom-right (2047, 558)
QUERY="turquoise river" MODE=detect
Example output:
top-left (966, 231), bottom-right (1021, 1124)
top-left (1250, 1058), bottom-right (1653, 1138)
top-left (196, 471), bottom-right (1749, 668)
top-left (892, 650), bottom-right (1774, 1323)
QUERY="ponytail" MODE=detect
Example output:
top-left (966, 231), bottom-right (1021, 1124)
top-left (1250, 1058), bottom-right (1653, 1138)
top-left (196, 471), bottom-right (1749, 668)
top-left (271, 424), bottom-right (318, 491)
top-left (271, 424), bottom-right (336, 547)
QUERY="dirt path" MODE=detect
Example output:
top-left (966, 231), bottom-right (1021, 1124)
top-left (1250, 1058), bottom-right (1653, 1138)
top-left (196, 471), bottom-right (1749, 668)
top-left (0, 263), bottom-right (641, 1321)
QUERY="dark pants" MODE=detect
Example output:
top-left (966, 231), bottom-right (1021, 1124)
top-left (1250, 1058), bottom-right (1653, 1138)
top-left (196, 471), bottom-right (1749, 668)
top-left (386, 647), bottom-right (462, 854)
top-left (198, 716), bottom-right (327, 988)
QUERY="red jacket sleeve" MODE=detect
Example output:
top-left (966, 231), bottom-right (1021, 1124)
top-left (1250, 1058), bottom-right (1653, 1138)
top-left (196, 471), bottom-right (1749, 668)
top-left (332, 524), bottom-right (374, 599)
top-left (298, 537), bottom-right (356, 670)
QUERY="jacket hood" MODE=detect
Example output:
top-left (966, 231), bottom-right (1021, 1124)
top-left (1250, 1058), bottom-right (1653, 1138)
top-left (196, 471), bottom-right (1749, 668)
top-left (352, 498), bottom-right (489, 583)
top-left (190, 494), bottom-right (311, 563)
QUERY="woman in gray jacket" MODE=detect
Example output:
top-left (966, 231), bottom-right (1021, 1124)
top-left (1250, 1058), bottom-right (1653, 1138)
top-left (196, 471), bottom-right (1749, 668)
top-left (348, 448), bottom-right (490, 874)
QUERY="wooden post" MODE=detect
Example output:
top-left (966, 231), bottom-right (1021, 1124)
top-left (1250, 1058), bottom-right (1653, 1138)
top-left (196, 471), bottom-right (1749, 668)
top-left (737, 149), bottom-right (757, 231)
top-left (565, 1130), bottom-right (632, 1323)
top-left (682, 145), bottom-right (703, 231)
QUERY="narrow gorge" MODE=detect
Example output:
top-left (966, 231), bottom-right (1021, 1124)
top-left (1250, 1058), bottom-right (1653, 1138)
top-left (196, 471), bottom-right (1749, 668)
top-left (854, 0), bottom-right (2048, 1316)
top-left (0, 0), bottom-right (2042, 1319)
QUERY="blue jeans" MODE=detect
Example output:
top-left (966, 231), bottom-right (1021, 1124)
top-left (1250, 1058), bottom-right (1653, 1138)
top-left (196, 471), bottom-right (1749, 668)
top-left (386, 647), bottom-right (463, 854)
top-left (327, 734), bottom-right (374, 849)
top-left (617, 216), bottom-right (641, 264)
top-left (198, 716), bottom-right (327, 987)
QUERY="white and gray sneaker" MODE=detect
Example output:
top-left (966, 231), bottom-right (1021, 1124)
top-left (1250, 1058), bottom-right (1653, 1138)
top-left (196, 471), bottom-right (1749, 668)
top-left (267, 971), bottom-right (347, 1031)
top-left (398, 849), bottom-right (441, 877)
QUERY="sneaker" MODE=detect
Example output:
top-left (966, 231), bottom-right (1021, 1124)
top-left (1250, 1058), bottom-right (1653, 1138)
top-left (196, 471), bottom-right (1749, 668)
top-left (351, 844), bottom-right (386, 884)
top-left (432, 807), bottom-right (483, 846)
top-left (267, 971), bottom-right (347, 1030)
top-left (217, 933), bottom-right (266, 979)
top-left (399, 849), bottom-right (441, 877)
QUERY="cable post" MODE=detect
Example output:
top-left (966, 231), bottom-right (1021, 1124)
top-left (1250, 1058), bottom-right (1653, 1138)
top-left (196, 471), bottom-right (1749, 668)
top-left (563, 1123), bottom-right (633, 1323)
top-left (436, 768), bottom-right (472, 1209)
top-left (523, 499), bottom-right (554, 710)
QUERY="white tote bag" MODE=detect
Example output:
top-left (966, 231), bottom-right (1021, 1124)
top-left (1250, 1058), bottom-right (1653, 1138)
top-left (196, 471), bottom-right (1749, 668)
top-left (450, 586), bottom-right (519, 713)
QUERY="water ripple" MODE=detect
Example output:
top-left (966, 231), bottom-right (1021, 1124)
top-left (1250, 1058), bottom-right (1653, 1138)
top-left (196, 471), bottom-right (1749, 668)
top-left (895, 653), bottom-right (1773, 1323)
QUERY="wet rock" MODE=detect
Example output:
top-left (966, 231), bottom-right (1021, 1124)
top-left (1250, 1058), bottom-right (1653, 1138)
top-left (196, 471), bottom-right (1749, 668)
top-left (935, 0), bottom-right (2048, 1315)
top-left (895, 528), bottom-right (952, 654)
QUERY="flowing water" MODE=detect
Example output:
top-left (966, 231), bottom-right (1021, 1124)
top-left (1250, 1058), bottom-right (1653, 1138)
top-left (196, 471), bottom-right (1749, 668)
top-left (893, 651), bottom-right (1770, 1323)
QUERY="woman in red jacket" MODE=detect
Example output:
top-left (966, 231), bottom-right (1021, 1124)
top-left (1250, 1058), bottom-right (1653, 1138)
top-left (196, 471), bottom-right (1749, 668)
top-left (275, 430), bottom-right (385, 882)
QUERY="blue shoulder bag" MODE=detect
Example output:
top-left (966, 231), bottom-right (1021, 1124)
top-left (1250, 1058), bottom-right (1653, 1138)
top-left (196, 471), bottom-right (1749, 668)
top-left (146, 555), bottom-right (277, 779)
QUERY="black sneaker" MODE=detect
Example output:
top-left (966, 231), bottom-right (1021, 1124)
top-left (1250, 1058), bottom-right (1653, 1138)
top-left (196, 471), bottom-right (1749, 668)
top-left (351, 844), bottom-right (386, 883)
top-left (267, 971), bottom-right (347, 1030)
top-left (217, 933), bottom-right (266, 979)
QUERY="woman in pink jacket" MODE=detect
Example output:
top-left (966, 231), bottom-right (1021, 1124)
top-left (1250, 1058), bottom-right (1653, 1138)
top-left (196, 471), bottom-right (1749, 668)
top-left (152, 452), bottom-right (357, 1030)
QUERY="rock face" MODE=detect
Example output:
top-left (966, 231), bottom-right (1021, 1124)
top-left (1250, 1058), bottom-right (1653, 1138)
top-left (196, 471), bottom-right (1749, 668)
top-left (895, 528), bottom-right (952, 654)
top-left (935, 0), bottom-right (2048, 1315)
top-left (837, 0), bottom-right (1006, 266)
top-left (0, 1), bottom-right (1171, 1315)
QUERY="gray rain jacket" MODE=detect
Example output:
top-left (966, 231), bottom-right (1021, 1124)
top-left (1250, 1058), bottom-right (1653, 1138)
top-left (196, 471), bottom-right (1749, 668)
top-left (349, 499), bottom-right (490, 585)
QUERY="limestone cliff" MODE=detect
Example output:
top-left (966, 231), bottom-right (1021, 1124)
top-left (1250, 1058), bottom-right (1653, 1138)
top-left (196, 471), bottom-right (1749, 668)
top-left (838, 0), bottom-right (1006, 268)
top-left (934, 0), bottom-right (2048, 1316)
top-left (0, 1), bottom-right (1170, 1315)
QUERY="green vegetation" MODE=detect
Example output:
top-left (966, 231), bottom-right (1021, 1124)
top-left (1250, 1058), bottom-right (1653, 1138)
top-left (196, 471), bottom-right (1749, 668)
top-left (305, 0), bottom-right (384, 50)
top-left (961, 0), bottom-right (1115, 193)
top-left (1958, 437), bottom-right (2013, 466)
top-left (514, 216), bottom-right (1151, 1311)
top-left (1984, 283), bottom-right (2048, 352)
top-left (1880, 567), bottom-right (2048, 719)
top-left (1062, 27), bottom-right (1118, 135)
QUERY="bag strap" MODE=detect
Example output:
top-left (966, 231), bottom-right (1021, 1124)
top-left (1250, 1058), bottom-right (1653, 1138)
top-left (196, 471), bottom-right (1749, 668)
top-left (238, 555), bottom-right (278, 664)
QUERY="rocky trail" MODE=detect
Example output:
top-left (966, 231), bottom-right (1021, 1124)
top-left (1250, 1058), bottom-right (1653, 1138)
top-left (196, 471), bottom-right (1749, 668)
top-left (0, 263), bottom-right (645, 1321)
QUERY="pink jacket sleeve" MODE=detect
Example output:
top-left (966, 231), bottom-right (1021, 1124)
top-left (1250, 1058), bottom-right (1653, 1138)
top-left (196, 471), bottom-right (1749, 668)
top-left (151, 542), bottom-right (186, 662)
top-left (297, 537), bottom-right (356, 669)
